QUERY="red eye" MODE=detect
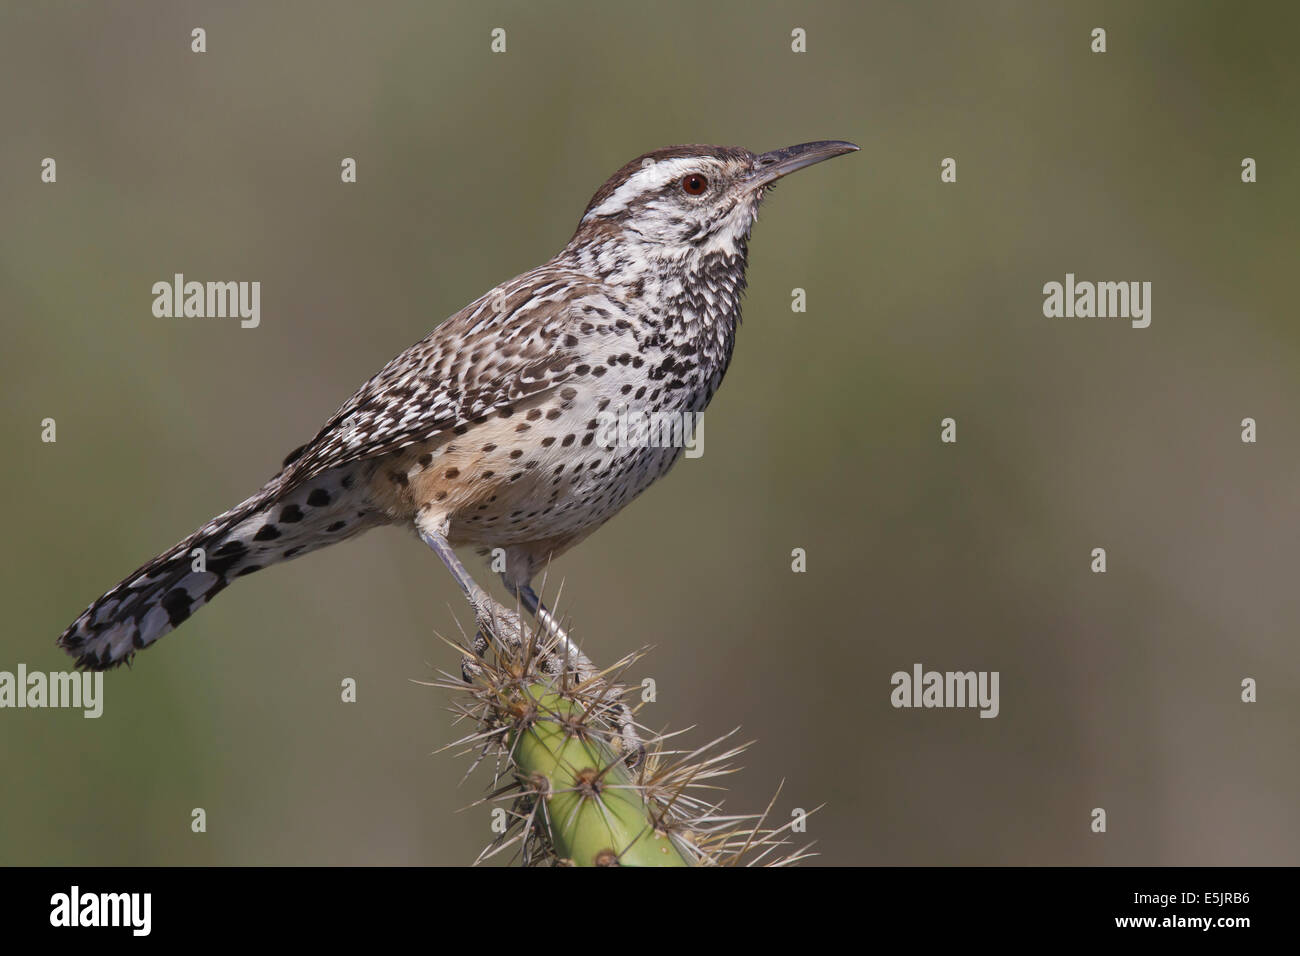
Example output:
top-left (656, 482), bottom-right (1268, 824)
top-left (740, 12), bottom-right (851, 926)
top-left (681, 174), bottom-right (708, 195)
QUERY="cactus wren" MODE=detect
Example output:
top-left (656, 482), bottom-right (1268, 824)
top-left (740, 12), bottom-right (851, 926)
top-left (59, 140), bottom-right (858, 670)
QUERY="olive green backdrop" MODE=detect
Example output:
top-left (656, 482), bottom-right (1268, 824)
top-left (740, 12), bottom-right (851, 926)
top-left (2, 0), bottom-right (1297, 865)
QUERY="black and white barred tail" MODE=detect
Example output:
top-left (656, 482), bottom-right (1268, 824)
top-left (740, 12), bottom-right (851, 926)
top-left (58, 465), bottom-right (371, 670)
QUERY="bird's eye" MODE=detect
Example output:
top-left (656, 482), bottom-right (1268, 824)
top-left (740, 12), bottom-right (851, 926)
top-left (681, 174), bottom-right (708, 195)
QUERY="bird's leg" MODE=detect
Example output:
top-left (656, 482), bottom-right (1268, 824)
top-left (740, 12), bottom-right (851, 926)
top-left (418, 525), bottom-right (490, 607)
top-left (509, 583), bottom-right (579, 666)
top-left (417, 526), bottom-right (519, 681)
top-left (417, 526), bottom-right (591, 683)
top-left (419, 526), bottom-right (575, 676)
top-left (419, 525), bottom-right (642, 764)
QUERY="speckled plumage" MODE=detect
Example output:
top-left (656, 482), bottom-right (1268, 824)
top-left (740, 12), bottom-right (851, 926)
top-left (58, 140), bottom-right (857, 669)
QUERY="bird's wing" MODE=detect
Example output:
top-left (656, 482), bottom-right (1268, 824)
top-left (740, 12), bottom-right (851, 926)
top-left (284, 266), bottom-right (608, 484)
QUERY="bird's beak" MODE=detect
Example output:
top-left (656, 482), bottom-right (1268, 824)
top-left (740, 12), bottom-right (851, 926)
top-left (746, 140), bottom-right (860, 189)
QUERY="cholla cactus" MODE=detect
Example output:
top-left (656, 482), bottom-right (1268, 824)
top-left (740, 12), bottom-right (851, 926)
top-left (429, 597), bottom-right (816, 867)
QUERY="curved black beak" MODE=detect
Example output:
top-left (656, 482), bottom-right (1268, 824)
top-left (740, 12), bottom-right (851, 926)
top-left (747, 140), bottom-right (860, 189)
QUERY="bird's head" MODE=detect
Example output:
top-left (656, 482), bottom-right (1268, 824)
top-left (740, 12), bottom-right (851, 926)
top-left (569, 140), bottom-right (859, 267)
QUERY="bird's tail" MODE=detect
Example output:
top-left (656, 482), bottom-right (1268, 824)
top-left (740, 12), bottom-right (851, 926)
top-left (58, 467), bottom-right (371, 670)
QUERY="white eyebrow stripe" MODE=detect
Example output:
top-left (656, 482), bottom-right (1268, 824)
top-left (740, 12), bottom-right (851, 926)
top-left (582, 157), bottom-right (707, 220)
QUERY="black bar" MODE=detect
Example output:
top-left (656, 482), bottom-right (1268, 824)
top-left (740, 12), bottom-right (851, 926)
top-left (0, 866), bottom-right (1284, 940)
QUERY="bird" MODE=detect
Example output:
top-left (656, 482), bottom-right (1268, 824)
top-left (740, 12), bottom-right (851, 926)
top-left (58, 140), bottom-right (859, 671)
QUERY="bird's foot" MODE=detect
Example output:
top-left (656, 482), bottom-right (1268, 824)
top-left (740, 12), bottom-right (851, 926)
top-left (468, 594), bottom-right (643, 766)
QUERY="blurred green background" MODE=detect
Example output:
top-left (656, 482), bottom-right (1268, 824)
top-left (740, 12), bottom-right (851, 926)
top-left (2, 0), bottom-right (1297, 866)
